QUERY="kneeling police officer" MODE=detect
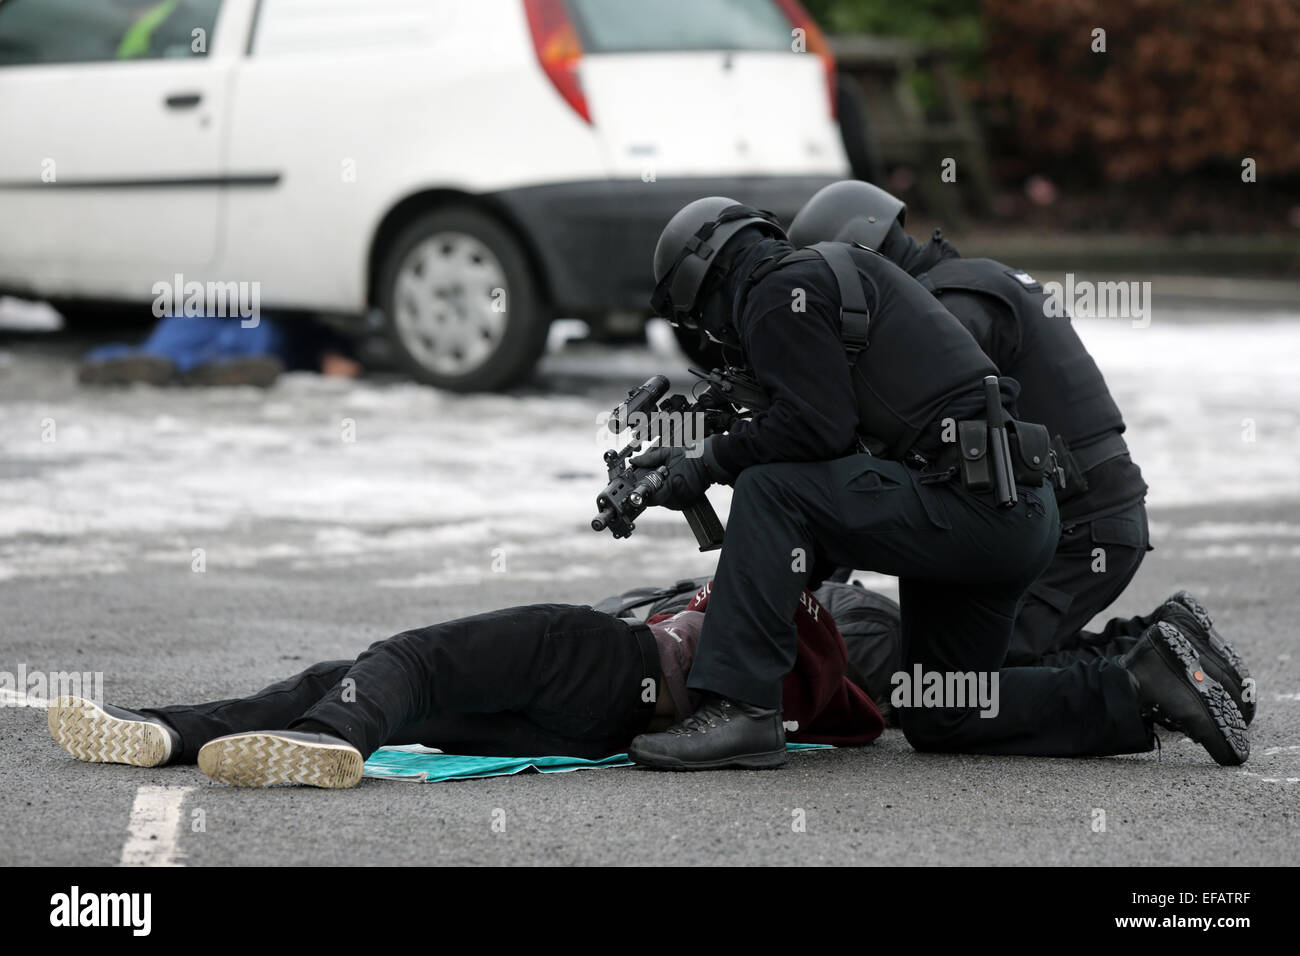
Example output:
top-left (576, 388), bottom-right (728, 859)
top-left (624, 197), bottom-right (1248, 771)
top-left (789, 180), bottom-right (1253, 724)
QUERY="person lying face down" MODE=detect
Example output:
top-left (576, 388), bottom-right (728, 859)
top-left (47, 584), bottom-right (884, 789)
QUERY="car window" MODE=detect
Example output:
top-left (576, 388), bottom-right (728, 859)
top-left (567, 0), bottom-right (792, 53)
top-left (0, 0), bottom-right (222, 66)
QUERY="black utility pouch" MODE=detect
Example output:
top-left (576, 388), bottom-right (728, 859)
top-left (1050, 434), bottom-right (1089, 502)
top-left (957, 419), bottom-right (991, 491)
top-left (1008, 421), bottom-right (1053, 485)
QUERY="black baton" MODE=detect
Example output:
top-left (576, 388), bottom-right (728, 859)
top-left (984, 375), bottom-right (1017, 508)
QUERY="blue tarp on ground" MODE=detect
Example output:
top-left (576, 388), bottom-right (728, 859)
top-left (85, 314), bottom-right (341, 372)
top-left (363, 743), bottom-right (833, 783)
top-left (86, 315), bottom-right (287, 373)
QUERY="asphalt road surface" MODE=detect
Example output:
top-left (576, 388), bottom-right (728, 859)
top-left (1, 305), bottom-right (1297, 866)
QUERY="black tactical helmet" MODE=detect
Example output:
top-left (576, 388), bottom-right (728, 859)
top-left (788, 180), bottom-right (906, 251)
top-left (650, 196), bottom-right (785, 327)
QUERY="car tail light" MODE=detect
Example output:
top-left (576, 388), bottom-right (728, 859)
top-left (774, 0), bottom-right (837, 119)
top-left (523, 0), bottom-right (592, 124)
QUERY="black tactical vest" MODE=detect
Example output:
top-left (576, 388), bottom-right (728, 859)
top-left (752, 243), bottom-right (998, 459)
top-left (919, 258), bottom-right (1125, 447)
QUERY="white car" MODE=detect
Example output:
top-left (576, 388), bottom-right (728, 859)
top-left (0, 0), bottom-right (849, 390)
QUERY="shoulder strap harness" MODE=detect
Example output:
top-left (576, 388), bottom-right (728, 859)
top-left (743, 241), bottom-right (872, 358)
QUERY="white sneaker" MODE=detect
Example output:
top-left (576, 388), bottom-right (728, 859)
top-left (197, 730), bottom-right (363, 789)
top-left (47, 696), bottom-right (178, 767)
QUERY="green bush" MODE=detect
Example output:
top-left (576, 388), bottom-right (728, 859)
top-left (803, 0), bottom-right (984, 62)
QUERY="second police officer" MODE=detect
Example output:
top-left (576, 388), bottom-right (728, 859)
top-left (788, 180), bottom-right (1254, 723)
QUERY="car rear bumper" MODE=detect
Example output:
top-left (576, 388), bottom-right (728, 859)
top-left (487, 175), bottom-right (842, 317)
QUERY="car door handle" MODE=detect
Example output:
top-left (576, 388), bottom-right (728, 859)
top-left (165, 92), bottom-right (203, 109)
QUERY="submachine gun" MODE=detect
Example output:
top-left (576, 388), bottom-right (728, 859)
top-left (590, 367), bottom-right (768, 551)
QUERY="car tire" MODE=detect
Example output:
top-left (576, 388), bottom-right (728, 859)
top-left (375, 206), bottom-right (549, 392)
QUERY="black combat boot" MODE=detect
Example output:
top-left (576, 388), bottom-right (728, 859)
top-left (628, 694), bottom-right (787, 770)
top-left (1163, 591), bottom-right (1254, 724)
top-left (1120, 621), bottom-right (1249, 766)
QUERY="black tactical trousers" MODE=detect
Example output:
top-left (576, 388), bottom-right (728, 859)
top-left (142, 605), bottom-right (659, 762)
top-left (689, 455), bottom-right (1153, 757)
top-left (1005, 500), bottom-right (1151, 666)
top-left (1041, 602), bottom-right (1183, 668)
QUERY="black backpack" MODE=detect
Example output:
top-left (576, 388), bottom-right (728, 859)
top-left (812, 580), bottom-right (903, 726)
top-left (592, 576), bottom-right (903, 725)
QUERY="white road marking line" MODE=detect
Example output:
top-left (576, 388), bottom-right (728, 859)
top-left (0, 688), bottom-right (47, 707)
top-left (1238, 771), bottom-right (1300, 785)
top-left (1274, 692), bottom-right (1300, 701)
top-left (1239, 743), bottom-right (1300, 785)
top-left (120, 785), bottom-right (194, 867)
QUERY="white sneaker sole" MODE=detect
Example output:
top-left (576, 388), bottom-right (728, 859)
top-left (198, 732), bottom-right (363, 789)
top-left (47, 696), bottom-right (172, 767)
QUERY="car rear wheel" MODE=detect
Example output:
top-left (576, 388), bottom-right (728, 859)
top-left (375, 207), bottom-right (549, 391)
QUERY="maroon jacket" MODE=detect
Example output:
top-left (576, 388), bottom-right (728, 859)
top-left (648, 580), bottom-right (884, 746)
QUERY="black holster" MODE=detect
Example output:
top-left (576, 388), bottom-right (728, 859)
top-left (1007, 420), bottom-right (1058, 487)
top-left (957, 420), bottom-right (992, 492)
top-left (927, 419), bottom-right (1064, 491)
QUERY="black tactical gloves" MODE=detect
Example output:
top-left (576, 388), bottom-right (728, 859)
top-left (630, 445), bottom-right (714, 511)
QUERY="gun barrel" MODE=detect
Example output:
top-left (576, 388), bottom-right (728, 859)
top-left (591, 507), bottom-right (616, 532)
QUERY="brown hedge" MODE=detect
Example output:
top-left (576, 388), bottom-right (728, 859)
top-left (981, 0), bottom-right (1300, 180)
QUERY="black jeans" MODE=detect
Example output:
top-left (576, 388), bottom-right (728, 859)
top-left (142, 604), bottom-right (660, 762)
top-left (690, 455), bottom-right (1152, 757)
top-left (1005, 500), bottom-right (1151, 666)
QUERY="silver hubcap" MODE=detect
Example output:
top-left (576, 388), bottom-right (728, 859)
top-left (392, 232), bottom-right (508, 376)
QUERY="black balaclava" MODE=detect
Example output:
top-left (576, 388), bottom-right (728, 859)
top-left (692, 224), bottom-right (778, 350)
top-left (702, 231), bottom-right (790, 351)
top-left (878, 220), bottom-right (961, 278)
